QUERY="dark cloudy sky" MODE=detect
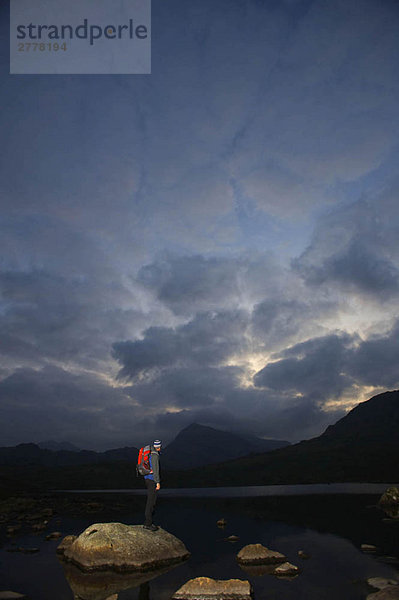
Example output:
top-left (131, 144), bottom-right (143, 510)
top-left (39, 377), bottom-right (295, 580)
top-left (1, 0), bottom-right (399, 450)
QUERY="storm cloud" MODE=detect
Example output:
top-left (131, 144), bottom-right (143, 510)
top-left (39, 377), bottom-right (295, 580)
top-left (1, 0), bottom-right (399, 448)
top-left (294, 191), bottom-right (399, 299)
top-left (112, 309), bottom-right (251, 380)
top-left (137, 254), bottom-right (281, 316)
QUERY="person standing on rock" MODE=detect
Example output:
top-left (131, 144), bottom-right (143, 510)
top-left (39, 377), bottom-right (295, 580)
top-left (143, 440), bottom-right (162, 531)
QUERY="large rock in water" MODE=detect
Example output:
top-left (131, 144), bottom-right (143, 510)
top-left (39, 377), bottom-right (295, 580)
top-left (172, 577), bottom-right (252, 600)
top-left (58, 523), bottom-right (190, 572)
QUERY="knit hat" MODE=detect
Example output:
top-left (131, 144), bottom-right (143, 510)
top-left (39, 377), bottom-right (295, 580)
top-left (153, 440), bottom-right (162, 449)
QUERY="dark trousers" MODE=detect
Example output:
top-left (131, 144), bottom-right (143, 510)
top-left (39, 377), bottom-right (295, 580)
top-left (144, 479), bottom-right (157, 526)
top-left (138, 582), bottom-right (150, 600)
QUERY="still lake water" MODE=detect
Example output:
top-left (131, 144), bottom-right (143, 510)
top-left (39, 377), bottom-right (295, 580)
top-left (64, 482), bottom-right (399, 497)
top-left (1, 485), bottom-right (398, 600)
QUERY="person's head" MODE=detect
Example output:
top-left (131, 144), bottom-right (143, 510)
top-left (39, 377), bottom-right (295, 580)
top-left (153, 439), bottom-right (162, 452)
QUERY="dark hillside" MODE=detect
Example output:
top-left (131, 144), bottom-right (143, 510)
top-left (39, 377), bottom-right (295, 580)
top-left (161, 423), bottom-right (289, 470)
top-left (163, 390), bottom-right (399, 486)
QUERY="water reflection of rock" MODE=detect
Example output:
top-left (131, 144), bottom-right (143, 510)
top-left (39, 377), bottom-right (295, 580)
top-left (238, 563), bottom-right (276, 577)
top-left (381, 506), bottom-right (399, 520)
top-left (61, 561), bottom-right (181, 600)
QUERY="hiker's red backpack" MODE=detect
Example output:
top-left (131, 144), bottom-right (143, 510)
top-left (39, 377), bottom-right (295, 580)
top-left (136, 445), bottom-right (153, 476)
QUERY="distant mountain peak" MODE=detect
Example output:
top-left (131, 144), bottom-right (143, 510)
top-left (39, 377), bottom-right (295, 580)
top-left (162, 423), bottom-right (290, 470)
top-left (182, 422), bottom-right (203, 431)
top-left (321, 389), bottom-right (399, 441)
top-left (180, 423), bottom-right (220, 434)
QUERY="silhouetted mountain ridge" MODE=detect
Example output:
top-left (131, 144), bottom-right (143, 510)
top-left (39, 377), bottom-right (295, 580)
top-left (321, 390), bottom-right (399, 443)
top-left (37, 440), bottom-right (81, 452)
top-left (0, 443), bottom-right (139, 467)
top-left (161, 423), bottom-right (290, 469)
top-left (168, 390), bottom-right (399, 485)
top-left (0, 424), bottom-right (289, 470)
top-left (1, 391), bottom-right (397, 489)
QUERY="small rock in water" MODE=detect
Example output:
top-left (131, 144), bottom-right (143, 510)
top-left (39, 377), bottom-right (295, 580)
top-left (273, 562), bottom-right (300, 577)
top-left (0, 593), bottom-right (28, 599)
top-left (225, 535), bottom-right (240, 542)
top-left (19, 547), bottom-right (39, 554)
top-left (216, 519), bottom-right (227, 527)
top-left (45, 531), bottom-right (62, 540)
top-left (172, 577), bottom-right (252, 599)
top-left (368, 578), bottom-right (398, 590)
top-left (298, 550), bottom-right (311, 559)
top-left (361, 544), bottom-right (377, 552)
top-left (237, 543), bottom-right (286, 565)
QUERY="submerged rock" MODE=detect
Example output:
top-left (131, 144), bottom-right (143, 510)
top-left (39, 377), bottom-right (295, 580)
top-left (31, 521), bottom-right (48, 532)
top-left (172, 577), bottom-right (252, 600)
top-left (237, 543), bottom-right (286, 565)
top-left (58, 523), bottom-right (190, 572)
top-left (377, 557), bottom-right (399, 566)
top-left (0, 593), bottom-right (28, 599)
top-left (6, 525), bottom-right (21, 536)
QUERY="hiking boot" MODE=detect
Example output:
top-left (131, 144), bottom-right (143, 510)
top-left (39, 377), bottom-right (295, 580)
top-left (143, 524), bottom-right (159, 531)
